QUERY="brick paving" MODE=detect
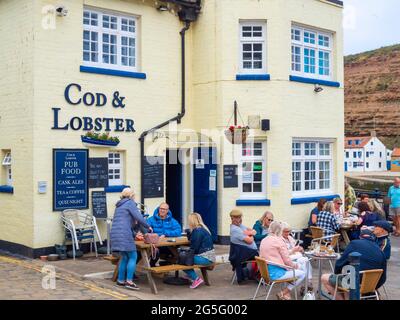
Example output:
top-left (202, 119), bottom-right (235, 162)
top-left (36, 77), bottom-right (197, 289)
top-left (0, 256), bottom-right (128, 300)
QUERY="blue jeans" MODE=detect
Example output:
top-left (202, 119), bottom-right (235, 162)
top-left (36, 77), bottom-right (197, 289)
top-left (117, 251), bottom-right (137, 283)
top-left (183, 255), bottom-right (213, 281)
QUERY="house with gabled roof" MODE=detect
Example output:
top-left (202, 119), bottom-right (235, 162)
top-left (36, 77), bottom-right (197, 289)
top-left (344, 136), bottom-right (387, 172)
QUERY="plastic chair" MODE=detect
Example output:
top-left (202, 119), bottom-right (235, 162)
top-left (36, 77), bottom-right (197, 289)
top-left (252, 256), bottom-right (298, 300)
top-left (333, 269), bottom-right (383, 300)
top-left (61, 209), bottom-right (103, 260)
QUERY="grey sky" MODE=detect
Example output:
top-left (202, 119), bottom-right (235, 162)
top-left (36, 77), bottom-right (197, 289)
top-left (343, 0), bottom-right (400, 55)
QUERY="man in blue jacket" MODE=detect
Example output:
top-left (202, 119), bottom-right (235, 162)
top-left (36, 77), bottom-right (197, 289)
top-left (321, 229), bottom-right (387, 300)
top-left (147, 202), bottom-right (182, 266)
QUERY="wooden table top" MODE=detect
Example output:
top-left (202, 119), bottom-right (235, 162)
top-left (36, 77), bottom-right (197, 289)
top-left (135, 236), bottom-right (190, 249)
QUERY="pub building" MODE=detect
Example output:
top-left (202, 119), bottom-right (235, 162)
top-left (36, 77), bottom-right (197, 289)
top-left (0, 0), bottom-right (344, 257)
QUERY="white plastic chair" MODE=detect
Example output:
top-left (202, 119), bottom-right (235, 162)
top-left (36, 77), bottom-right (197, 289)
top-left (61, 209), bottom-right (103, 259)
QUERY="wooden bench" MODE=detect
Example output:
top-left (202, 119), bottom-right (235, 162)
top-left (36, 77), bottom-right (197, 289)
top-left (143, 264), bottom-right (215, 286)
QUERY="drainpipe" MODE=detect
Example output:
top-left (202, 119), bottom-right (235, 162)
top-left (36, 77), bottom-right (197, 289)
top-left (139, 17), bottom-right (194, 204)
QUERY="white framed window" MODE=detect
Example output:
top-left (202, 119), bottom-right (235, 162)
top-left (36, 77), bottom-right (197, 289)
top-left (239, 21), bottom-right (267, 74)
top-left (108, 152), bottom-right (123, 186)
top-left (291, 25), bottom-right (333, 80)
top-left (292, 140), bottom-right (333, 196)
top-left (83, 8), bottom-right (137, 72)
top-left (2, 152), bottom-right (12, 186)
top-left (239, 141), bottom-right (267, 199)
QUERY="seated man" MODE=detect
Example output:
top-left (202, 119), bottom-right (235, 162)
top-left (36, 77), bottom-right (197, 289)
top-left (228, 209), bottom-right (259, 284)
top-left (321, 229), bottom-right (387, 300)
top-left (147, 202), bottom-right (182, 266)
top-left (373, 220), bottom-right (392, 260)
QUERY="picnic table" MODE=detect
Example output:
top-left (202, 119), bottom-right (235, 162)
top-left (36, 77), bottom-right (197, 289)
top-left (105, 236), bottom-right (214, 294)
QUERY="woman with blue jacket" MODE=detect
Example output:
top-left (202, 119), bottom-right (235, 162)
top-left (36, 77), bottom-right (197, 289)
top-left (183, 213), bottom-right (215, 289)
top-left (110, 188), bottom-right (152, 290)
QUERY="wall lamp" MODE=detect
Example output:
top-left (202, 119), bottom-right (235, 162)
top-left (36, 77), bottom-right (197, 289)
top-left (314, 84), bottom-right (324, 93)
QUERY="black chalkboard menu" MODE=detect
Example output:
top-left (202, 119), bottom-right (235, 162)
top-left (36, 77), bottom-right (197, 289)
top-left (89, 158), bottom-right (109, 188)
top-left (92, 191), bottom-right (107, 219)
top-left (143, 156), bottom-right (164, 198)
top-left (224, 165), bottom-right (238, 188)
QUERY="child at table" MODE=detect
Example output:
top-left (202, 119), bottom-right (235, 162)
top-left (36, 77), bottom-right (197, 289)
top-left (183, 213), bottom-right (215, 289)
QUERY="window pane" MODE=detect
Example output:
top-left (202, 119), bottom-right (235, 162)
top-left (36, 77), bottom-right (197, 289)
top-left (253, 162), bottom-right (263, 172)
top-left (253, 173), bottom-right (262, 182)
top-left (253, 183), bottom-right (262, 192)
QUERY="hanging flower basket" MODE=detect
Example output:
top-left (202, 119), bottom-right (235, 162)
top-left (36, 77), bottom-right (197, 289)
top-left (224, 126), bottom-right (249, 145)
top-left (81, 132), bottom-right (120, 147)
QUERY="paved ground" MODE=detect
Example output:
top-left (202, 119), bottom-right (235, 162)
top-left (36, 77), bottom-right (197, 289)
top-left (0, 238), bottom-right (399, 300)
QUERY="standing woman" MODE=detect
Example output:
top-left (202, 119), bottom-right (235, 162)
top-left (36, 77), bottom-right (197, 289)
top-left (183, 213), bottom-right (215, 289)
top-left (110, 188), bottom-right (152, 290)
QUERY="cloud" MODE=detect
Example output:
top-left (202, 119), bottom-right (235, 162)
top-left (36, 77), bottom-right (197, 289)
top-left (344, 0), bottom-right (400, 55)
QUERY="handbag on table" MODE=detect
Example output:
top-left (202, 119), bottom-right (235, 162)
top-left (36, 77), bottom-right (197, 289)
top-left (144, 233), bottom-right (160, 260)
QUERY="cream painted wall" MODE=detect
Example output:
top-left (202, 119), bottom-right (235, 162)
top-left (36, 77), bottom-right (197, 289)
top-left (191, 0), bottom-right (344, 233)
top-left (0, 0), bottom-right (35, 248)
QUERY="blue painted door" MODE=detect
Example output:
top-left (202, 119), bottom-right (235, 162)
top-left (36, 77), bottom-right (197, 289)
top-left (345, 162), bottom-right (348, 172)
top-left (193, 147), bottom-right (218, 241)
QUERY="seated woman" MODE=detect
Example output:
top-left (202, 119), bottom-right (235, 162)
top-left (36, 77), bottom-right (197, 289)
top-left (369, 199), bottom-right (386, 220)
top-left (281, 222), bottom-right (313, 294)
top-left (309, 199), bottom-right (327, 228)
top-left (253, 211), bottom-right (274, 248)
top-left (350, 202), bottom-right (384, 239)
top-left (260, 221), bottom-right (307, 300)
top-left (182, 213), bottom-right (215, 289)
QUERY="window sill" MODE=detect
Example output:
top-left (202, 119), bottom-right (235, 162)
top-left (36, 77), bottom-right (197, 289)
top-left (236, 199), bottom-right (271, 206)
top-left (104, 185), bottom-right (130, 193)
top-left (80, 66), bottom-right (147, 79)
top-left (291, 194), bottom-right (340, 205)
top-left (0, 185), bottom-right (13, 194)
top-left (289, 75), bottom-right (340, 87)
top-left (236, 74), bottom-right (270, 81)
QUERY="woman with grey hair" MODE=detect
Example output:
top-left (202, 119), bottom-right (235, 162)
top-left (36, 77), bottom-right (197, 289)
top-left (281, 222), bottom-right (313, 294)
top-left (316, 201), bottom-right (341, 237)
top-left (110, 187), bottom-right (153, 290)
top-left (259, 221), bottom-right (307, 300)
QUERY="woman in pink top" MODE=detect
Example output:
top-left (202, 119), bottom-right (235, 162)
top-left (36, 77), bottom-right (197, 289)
top-left (260, 221), bottom-right (306, 300)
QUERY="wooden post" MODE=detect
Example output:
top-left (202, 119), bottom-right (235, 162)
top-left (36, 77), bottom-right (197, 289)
top-left (234, 101), bottom-right (238, 126)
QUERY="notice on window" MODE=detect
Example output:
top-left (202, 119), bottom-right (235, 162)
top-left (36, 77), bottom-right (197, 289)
top-left (242, 172), bottom-right (252, 184)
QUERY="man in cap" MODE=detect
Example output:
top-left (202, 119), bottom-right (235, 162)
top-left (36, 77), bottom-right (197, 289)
top-left (229, 209), bottom-right (258, 284)
top-left (373, 220), bottom-right (393, 260)
top-left (321, 229), bottom-right (387, 300)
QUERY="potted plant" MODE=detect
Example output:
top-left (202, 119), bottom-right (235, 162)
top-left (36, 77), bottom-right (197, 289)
top-left (224, 125), bottom-right (249, 144)
top-left (81, 131), bottom-right (120, 147)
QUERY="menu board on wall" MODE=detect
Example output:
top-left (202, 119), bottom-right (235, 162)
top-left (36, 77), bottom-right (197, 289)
top-left (143, 156), bottom-right (164, 198)
top-left (88, 157), bottom-right (109, 188)
top-left (91, 191), bottom-right (107, 219)
top-left (223, 165), bottom-right (238, 188)
top-left (53, 149), bottom-right (89, 211)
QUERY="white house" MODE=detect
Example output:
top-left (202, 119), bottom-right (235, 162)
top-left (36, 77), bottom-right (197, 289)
top-left (344, 136), bottom-right (387, 172)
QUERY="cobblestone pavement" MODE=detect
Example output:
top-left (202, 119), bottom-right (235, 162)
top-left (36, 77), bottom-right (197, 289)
top-left (0, 255), bottom-right (129, 300)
